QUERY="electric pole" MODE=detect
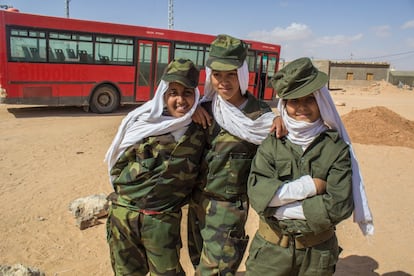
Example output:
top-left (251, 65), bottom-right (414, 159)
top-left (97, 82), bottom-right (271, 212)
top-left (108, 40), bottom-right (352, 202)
top-left (65, 0), bottom-right (70, 18)
top-left (168, 0), bottom-right (174, 30)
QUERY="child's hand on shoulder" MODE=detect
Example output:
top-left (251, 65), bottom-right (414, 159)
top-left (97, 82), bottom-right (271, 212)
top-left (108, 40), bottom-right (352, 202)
top-left (192, 105), bottom-right (212, 129)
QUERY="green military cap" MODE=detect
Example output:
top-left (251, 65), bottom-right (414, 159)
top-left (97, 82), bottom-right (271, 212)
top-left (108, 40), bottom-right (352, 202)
top-left (206, 34), bottom-right (248, 71)
top-left (271, 57), bottom-right (328, 99)
top-left (162, 58), bottom-right (200, 88)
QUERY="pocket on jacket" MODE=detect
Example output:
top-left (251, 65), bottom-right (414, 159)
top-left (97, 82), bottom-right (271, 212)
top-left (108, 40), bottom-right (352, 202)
top-left (275, 160), bottom-right (292, 181)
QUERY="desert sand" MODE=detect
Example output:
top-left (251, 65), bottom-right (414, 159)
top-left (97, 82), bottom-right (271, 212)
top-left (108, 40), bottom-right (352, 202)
top-left (0, 81), bottom-right (413, 275)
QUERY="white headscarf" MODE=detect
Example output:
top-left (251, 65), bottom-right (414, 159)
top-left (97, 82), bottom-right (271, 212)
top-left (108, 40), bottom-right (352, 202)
top-left (201, 61), bottom-right (276, 145)
top-left (277, 86), bottom-right (374, 236)
top-left (279, 107), bottom-right (328, 149)
top-left (104, 80), bottom-right (200, 178)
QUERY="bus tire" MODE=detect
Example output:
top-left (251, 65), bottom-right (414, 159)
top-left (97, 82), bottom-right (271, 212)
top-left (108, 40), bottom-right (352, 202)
top-left (90, 85), bottom-right (119, 113)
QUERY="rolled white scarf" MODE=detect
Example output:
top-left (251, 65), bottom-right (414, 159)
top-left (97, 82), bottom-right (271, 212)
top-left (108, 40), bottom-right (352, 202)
top-left (201, 62), bottom-right (276, 145)
top-left (104, 80), bottom-right (200, 181)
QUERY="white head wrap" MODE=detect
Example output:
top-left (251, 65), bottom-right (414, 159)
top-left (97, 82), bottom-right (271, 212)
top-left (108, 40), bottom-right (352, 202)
top-left (201, 61), bottom-right (276, 145)
top-left (277, 86), bottom-right (374, 236)
top-left (279, 107), bottom-right (328, 149)
top-left (104, 80), bottom-right (200, 178)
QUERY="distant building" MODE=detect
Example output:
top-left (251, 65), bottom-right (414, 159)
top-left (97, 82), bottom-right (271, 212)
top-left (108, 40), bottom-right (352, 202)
top-left (388, 70), bottom-right (414, 87)
top-left (328, 61), bottom-right (390, 89)
top-left (278, 59), bottom-right (414, 90)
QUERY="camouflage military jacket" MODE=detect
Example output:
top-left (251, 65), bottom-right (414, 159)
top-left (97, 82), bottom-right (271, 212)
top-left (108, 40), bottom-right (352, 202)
top-left (200, 92), bottom-right (272, 201)
top-left (248, 130), bottom-right (354, 234)
top-left (110, 122), bottom-right (205, 212)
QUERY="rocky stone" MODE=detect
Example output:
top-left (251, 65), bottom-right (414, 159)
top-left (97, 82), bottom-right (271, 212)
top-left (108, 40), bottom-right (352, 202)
top-left (0, 263), bottom-right (45, 276)
top-left (68, 193), bottom-right (109, 230)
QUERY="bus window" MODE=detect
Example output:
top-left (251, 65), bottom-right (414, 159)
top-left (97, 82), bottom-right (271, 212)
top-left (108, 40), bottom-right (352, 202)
top-left (138, 42), bottom-right (152, 86)
top-left (205, 46), bottom-right (210, 66)
top-left (95, 36), bottom-right (112, 63)
top-left (9, 28), bottom-right (46, 62)
top-left (95, 36), bottom-right (133, 65)
top-left (49, 32), bottom-right (92, 63)
top-left (255, 53), bottom-right (278, 100)
top-left (246, 51), bottom-right (255, 72)
top-left (174, 43), bottom-right (206, 67)
top-left (155, 43), bottom-right (170, 86)
top-left (114, 37), bottom-right (133, 64)
top-left (267, 56), bottom-right (277, 79)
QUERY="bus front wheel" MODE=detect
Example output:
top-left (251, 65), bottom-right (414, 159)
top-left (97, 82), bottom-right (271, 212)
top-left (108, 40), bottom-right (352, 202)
top-left (90, 85), bottom-right (119, 113)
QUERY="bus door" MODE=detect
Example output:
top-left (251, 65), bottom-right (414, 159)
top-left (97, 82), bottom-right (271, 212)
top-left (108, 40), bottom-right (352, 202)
top-left (255, 53), bottom-right (278, 100)
top-left (135, 40), bottom-right (171, 101)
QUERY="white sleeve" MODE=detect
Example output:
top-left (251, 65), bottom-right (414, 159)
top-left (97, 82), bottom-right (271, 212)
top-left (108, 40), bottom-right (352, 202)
top-left (273, 201), bottom-right (306, 220)
top-left (268, 175), bottom-right (316, 207)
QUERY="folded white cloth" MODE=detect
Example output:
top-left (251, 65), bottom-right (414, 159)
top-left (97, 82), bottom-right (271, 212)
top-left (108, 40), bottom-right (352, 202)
top-left (104, 80), bottom-right (200, 182)
top-left (269, 175), bottom-right (316, 207)
top-left (201, 62), bottom-right (276, 145)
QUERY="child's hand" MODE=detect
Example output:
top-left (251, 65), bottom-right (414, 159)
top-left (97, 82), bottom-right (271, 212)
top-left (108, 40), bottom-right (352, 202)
top-left (270, 116), bottom-right (288, 138)
top-left (313, 178), bottom-right (327, 195)
top-left (192, 106), bottom-right (212, 129)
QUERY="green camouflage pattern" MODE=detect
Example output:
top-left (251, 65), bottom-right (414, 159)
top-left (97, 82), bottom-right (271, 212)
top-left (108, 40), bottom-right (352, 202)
top-left (188, 93), bottom-right (272, 275)
top-left (206, 34), bottom-right (248, 71)
top-left (107, 122), bottom-right (206, 275)
top-left (162, 58), bottom-right (200, 88)
top-left (110, 122), bottom-right (205, 212)
top-left (107, 204), bottom-right (185, 276)
top-left (188, 189), bottom-right (249, 276)
top-left (197, 93), bottom-right (271, 201)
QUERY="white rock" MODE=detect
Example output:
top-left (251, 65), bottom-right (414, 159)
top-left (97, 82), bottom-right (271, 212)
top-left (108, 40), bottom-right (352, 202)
top-left (68, 194), bottom-right (109, 230)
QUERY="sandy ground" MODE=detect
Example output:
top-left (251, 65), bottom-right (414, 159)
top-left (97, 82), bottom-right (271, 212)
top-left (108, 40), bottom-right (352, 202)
top-left (0, 81), bottom-right (413, 275)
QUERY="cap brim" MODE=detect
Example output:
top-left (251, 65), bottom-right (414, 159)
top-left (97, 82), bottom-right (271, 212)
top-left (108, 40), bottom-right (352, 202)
top-left (282, 71), bottom-right (328, 99)
top-left (206, 57), bottom-right (242, 71)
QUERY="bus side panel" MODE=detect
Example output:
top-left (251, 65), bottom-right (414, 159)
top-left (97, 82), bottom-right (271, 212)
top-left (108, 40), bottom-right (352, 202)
top-left (263, 87), bottom-right (274, 101)
top-left (5, 63), bottom-right (136, 106)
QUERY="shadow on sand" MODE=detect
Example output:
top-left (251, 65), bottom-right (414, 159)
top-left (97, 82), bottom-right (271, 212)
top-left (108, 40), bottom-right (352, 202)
top-left (336, 255), bottom-right (412, 276)
top-left (6, 104), bottom-right (139, 119)
top-left (235, 255), bottom-right (412, 276)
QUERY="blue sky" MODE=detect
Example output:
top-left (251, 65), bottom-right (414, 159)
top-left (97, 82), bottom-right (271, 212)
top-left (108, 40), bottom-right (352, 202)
top-left (6, 0), bottom-right (414, 70)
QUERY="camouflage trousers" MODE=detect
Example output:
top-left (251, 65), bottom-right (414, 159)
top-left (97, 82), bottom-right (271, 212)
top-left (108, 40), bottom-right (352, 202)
top-left (106, 204), bottom-right (185, 276)
top-left (245, 232), bottom-right (339, 276)
top-left (187, 189), bottom-right (249, 276)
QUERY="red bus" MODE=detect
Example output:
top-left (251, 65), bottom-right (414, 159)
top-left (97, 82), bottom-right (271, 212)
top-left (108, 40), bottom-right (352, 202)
top-left (0, 9), bottom-right (281, 113)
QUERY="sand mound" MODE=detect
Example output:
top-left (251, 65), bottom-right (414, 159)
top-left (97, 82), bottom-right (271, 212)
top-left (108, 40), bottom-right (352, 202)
top-left (342, 106), bottom-right (414, 148)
